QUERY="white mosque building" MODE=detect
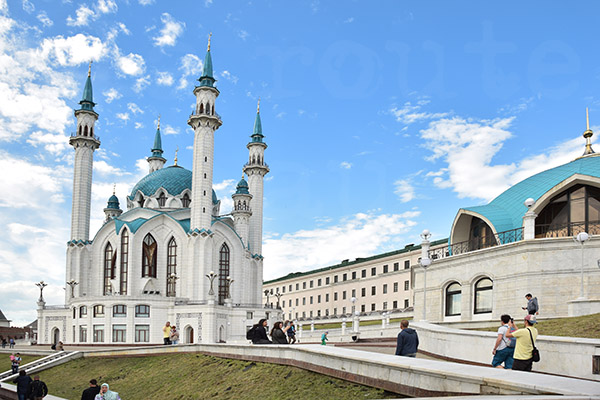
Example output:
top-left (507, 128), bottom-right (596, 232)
top-left (37, 40), bottom-right (275, 345)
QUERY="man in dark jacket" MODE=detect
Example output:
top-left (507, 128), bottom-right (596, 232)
top-left (81, 378), bottom-right (101, 400)
top-left (522, 293), bottom-right (539, 316)
top-left (12, 370), bottom-right (32, 400)
top-left (28, 375), bottom-right (48, 400)
top-left (395, 320), bottom-right (419, 357)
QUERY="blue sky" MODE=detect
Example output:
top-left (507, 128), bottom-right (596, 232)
top-left (1, 0), bottom-right (599, 326)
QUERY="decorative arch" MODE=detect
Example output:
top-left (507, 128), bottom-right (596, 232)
top-left (142, 233), bottom-right (157, 278)
top-left (120, 228), bottom-right (129, 295)
top-left (199, 103), bottom-right (204, 114)
top-left (182, 192), bottom-right (191, 208)
top-left (218, 243), bottom-right (230, 305)
top-left (103, 243), bottom-right (114, 295)
top-left (83, 126), bottom-right (88, 136)
top-left (157, 191), bottom-right (167, 207)
top-left (167, 237), bottom-right (177, 297)
top-left (450, 210), bottom-right (498, 253)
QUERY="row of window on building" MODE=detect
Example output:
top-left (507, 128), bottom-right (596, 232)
top-left (74, 324), bottom-right (150, 343)
top-left (445, 277), bottom-right (493, 316)
top-left (269, 261), bottom-right (411, 295)
top-left (72, 304), bottom-right (151, 319)
top-left (281, 299), bottom-right (411, 320)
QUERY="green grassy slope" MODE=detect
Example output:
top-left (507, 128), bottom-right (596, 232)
top-left (472, 313), bottom-right (600, 338)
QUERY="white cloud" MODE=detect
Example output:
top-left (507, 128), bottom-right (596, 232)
top-left (127, 102), bottom-right (143, 114)
top-left (116, 112), bottom-right (129, 122)
top-left (66, 5), bottom-right (94, 26)
top-left (238, 30), bottom-right (249, 41)
top-left (163, 124), bottom-right (179, 135)
top-left (340, 161), bottom-right (352, 169)
top-left (343, 17), bottom-right (354, 23)
top-left (94, 160), bottom-right (127, 175)
top-left (394, 179), bottom-right (415, 203)
top-left (22, 0), bottom-right (34, 13)
top-left (213, 179), bottom-right (235, 213)
top-left (177, 53), bottom-right (202, 90)
top-left (390, 99), bottom-right (450, 125)
top-left (153, 13), bottom-right (185, 47)
top-left (40, 34), bottom-right (107, 66)
top-left (276, 112), bottom-right (286, 119)
top-left (134, 122), bottom-right (144, 129)
top-left (133, 74), bottom-right (150, 92)
top-left (138, 0), bottom-right (154, 4)
top-left (117, 53), bottom-right (145, 76)
top-left (36, 11), bottom-right (53, 27)
top-left (96, 0), bottom-right (117, 14)
top-left (220, 70), bottom-right (238, 84)
top-left (156, 71), bottom-right (173, 86)
top-left (103, 88), bottom-right (121, 103)
top-left (26, 131), bottom-right (69, 155)
top-left (263, 211), bottom-right (420, 280)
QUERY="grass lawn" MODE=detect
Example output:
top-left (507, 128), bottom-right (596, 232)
top-left (3, 354), bottom-right (45, 373)
top-left (38, 353), bottom-right (399, 400)
top-left (472, 313), bottom-right (600, 339)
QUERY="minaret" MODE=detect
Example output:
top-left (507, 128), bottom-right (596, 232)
top-left (231, 174), bottom-right (253, 247)
top-left (148, 116), bottom-right (166, 173)
top-left (188, 33), bottom-right (222, 232)
top-left (104, 185), bottom-right (123, 221)
top-left (583, 108), bottom-right (595, 156)
top-left (70, 62), bottom-right (101, 242)
top-left (243, 100), bottom-right (269, 254)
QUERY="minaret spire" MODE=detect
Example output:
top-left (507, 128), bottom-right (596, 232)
top-left (583, 107), bottom-right (595, 156)
top-left (174, 146), bottom-right (179, 166)
top-left (88, 61), bottom-right (92, 77)
top-left (198, 33), bottom-right (215, 88)
top-left (148, 116), bottom-right (166, 173)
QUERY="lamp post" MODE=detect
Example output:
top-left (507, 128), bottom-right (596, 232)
top-left (206, 271), bottom-right (217, 296)
top-left (274, 292), bottom-right (282, 309)
top-left (66, 279), bottom-right (78, 298)
top-left (420, 229), bottom-right (432, 321)
top-left (167, 273), bottom-right (179, 297)
top-left (225, 276), bottom-right (234, 299)
top-left (350, 296), bottom-right (357, 315)
top-left (264, 289), bottom-right (270, 307)
top-left (574, 231), bottom-right (590, 299)
top-left (35, 281), bottom-right (48, 303)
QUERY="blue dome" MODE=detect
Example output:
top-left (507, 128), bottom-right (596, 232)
top-left (107, 194), bottom-right (120, 209)
top-left (128, 166), bottom-right (219, 204)
top-left (464, 155), bottom-right (600, 233)
top-left (235, 177), bottom-right (249, 194)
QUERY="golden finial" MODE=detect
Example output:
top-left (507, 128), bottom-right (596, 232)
top-left (157, 115), bottom-right (161, 130)
top-left (88, 60), bottom-right (92, 77)
top-left (257, 98), bottom-right (260, 113)
top-left (112, 183), bottom-right (116, 195)
top-left (174, 146), bottom-right (179, 166)
top-left (207, 32), bottom-right (212, 51)
top-left (583, 107), bottom-right (595, 156)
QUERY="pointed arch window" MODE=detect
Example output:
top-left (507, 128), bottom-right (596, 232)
top-left (199, 103), bottom-right (204, 114)
top-left (103, 243), bottom-right (113, 295)
top-left (218, 243), bottom-right (230, 305)
top-left (142, 234), bottom-right (157, 278)
top-left (182, 193), bottom-right (191, 208)
top-left (158, 192), bottom-right (167, 207)
top-left (166, 237), bottom-right (177, 297)
top-left (138, 195), bottom-right (144, 208)
top-left (120, 229), bottom-right (129, 295)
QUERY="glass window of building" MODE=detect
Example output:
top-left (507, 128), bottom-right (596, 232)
top-left (282, 286), bottom-right (286, 293)
top-left (404, 299), bottom-right (409, 308)
top-left (93, 305), bottom-right (104, 317)
top-left (394, 262), bottom-right (399, 271)
top-left (72, 308), bottom-right (76, 319)
top-left (342, 273), bottom-right (346, 281)
top-left (334, 275), bottom-right (338, 283)
top-left (371, 286), bottom-right (376, 295)
top-left (112, 324), bottom-right (126, 342)
top-left (371, 303), bottom-right (376, 311)
top-left (371, 267), bottom-right (376, 276)
top-left (135, 305), bottom-right (150, 317)
top-left (393, 282), bottom-right (398, 292)
top-left (303, 282), bottom-right (306, 289)
top-left (113, 305), bottom-right (126, 317)
top-left (404, 260), bottom-right (410, 269)
top-left (342, 306), bottom-right (346, 314)
top-left (383, 301), bottom-right (388, 310)
top-left (317, 279), bottom-right (321, 287)
top-left (361, 304), bottom-right (366, 312)
top-left (296, 283), bottom-right (299, 290)
top-left (79, 326), bottom-right (87, 342)
top-left (303, 297), bottom-right (306, 305)
top-left (342, 291), bottom-right (346, 300)
top-left (289, 285), bottom-right (292, 292)
top-left (317, 310), bottom-right (321, 317)
top-left (361, 288), bottom-right (366, 297)
top-left (310, 296), bottom-right (313, 304)
top-left (333, 308), bottom-right (337, 315)
top-left (93, 325), bottom-right (104, 342)
top-left (334, 292), bottom-right (338, 301)
top-left (404, 280), bottom-right (409, 291)
top-left (383, 265), bottom-right (388, 273)
top-left (310, 280), bottom-right (314, 288)
top-left (309, 311), bottom-right (313, 318)
top-left (135, 325), bottom-right (150, 342)
top-left (325, 277), bottom-right (330, 285)
top-left (317, 295), bottom-right (321, 303)
top-left (393, 300), bottom-right (398, 309)
top-left (383, 284), bottom-right (388, 294)
top-left (325, 293), bottom-right (329, 302)
top-left (474, 277), bottom-right (493, 314)
top-left (295, 298), bottom-right (299, 306)
top-left (361, 269), bottom-right (366, 278)
top-left (351, 289), bottom-right (356, 298)
top-left (445, 282), bottom-right (462, 316)
top-left (80, 306), bottom-right (87, 317)
top-left (352, 271), bottom-right (356, 279)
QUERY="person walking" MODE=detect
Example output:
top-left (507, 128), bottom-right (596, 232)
top-left (28, 375), bottom-right (48, 400)
top-left (81, 379), bottom-right (101, 400)
top-left (522, 293), bottom-right (539, 318)
top-left (170, 326), bottom-right (179, 345)
top-left (395, 320), bottom-right (419, 357)
top-left (12, 370), bottom-right (32, 400)
top-left (162, 321), bottom-right (171, 345)
top-left (270, 321), bottom-right (289, 344)
top-left (1, 337), bottom-right (6, 348)
top-left (9, 337), bottom-right (15, 349)
top-left (491, 314), bottom-right (515, 369)
top-left (321, 331), bottom-right (329, 345)
top-left (251, 319), bottom-right (272, 344)
top-left (94, 383), bottom-right (121, 400)
top-left (287, 321), bottom-right (297, 344)
top-left (506, 314), bottom-right (538, 371)
top-left (11, 352), bottom-right (21, 374)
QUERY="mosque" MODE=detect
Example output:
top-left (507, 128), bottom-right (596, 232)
top-left (37, 39), bottom-right (274, 345)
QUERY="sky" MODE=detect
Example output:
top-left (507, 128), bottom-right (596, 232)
top-left (1, 0), bottom-right (600, 326)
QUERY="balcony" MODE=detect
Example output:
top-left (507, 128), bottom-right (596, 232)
top-left (535, 220), bottom-right (600, 238)
top-left (428, 226), bottom-right (524, 260)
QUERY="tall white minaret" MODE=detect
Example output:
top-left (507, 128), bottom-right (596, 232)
top-left (243, 100), bottom-right (269, 254)
top-left (70, 62), bottom-right (100, 242)
top-left (188, 34), bottom-right (222, 232)
top-left (231, 174), bottom-right (252, 247)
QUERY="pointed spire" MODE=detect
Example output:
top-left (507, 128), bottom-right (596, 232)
top-left (583, 107), bottom-right (595, 156)
top-left (174, 146), bottom-right (179, 166)
top-left (78, 61), bottom-right (95, 112)
top-left (198, 33), bottom-right (215, 88)
top-left (113, 183), bottom-right (116, 195)
top-left (250, 99), bottom-right (264, 143)
top-left (151, 116), bottom-right (164, 158)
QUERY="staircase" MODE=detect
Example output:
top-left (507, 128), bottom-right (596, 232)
top-left (0, 351), bottom-right (81, 382)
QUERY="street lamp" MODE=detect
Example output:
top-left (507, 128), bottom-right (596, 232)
top-left (225, 276), bottom-right (234, 299)
top-left (206, 271), bottom-right (217, 296)
top-left (264, 289), bottom-right (270, 307)
top-left (350, 296), bottom-right (357, 315)
top-left (420, 229), bottom-right (432, 321)
top-left (274, 292), bottom-right (282, 309)
top-left (574, 231), bottom-right (590, 299)
top-left (35, 281), bottom-right (48, 303)
top-left (66, 279), bottom-right (78, 298)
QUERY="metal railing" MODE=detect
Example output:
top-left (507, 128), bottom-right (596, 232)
top-left (70, 132), bottom-right (101, 143)
top-left (428, 227), bottom-right (524, 260)
top-left (535, 221), bottom-right (600, 238)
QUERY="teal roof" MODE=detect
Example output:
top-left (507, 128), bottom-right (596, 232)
top-left (250, 112), bottom-right (264, 143)
top-left (464, 155), bottom-right (600, 233)
top-left (198, 49), bottom-right (215, 88)
top-left (78, 75), bottom-right (95, 112)
top-left (106, 194), bottom-right (120, 210)
top-left (212, 189), bottom-right (218, 204)
top-left (151, 126), bottom-right (164, 158)
top-left (114, 215), bottom-right (190, 235)
top-left (235, 177), bottom-right (249, 194)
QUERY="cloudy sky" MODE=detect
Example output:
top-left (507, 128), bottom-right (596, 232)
top-left (1, 0), bottom-right (599, 326)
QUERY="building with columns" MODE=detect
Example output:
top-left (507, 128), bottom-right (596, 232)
top-left (37, 40), bottom-right (275, 345)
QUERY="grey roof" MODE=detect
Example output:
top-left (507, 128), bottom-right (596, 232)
top-left (0, 309), bottom-right (9, 322)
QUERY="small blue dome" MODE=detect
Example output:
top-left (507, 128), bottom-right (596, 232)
top-left (129, 166), bottom-right (192, 199)
top-left (235, 177), bottom-right (249, 195)
top-left (107, 194), bottom-right (120, 209)
top-left (212, 189), bottom-right (218, 204)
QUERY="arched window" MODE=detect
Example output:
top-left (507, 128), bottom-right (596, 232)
top-left (445, 282), bottom-right (461, 316)
top-left (166, 237), bottom-right (177, 297)
top-left (120, 229), bottom-right (129, 295)
top-left (138, 195), bottom-right (144, 208)
top-left (474, 277), bottom-right (493, 314)
top-left (83, 126), bottom-right (88, 136)
top-left (469, 217), bottom-right (496, 251)
top-left (218, 243), bottom-right (230, 305)
top-left (211, 105), bottom-right (215, 115)
top-left (536, 184), bottom-right (600, 237)
top-left (142, 234), bottom-right (157, 278)
top-left (182, 193), bottom-right (191, 208)
top-left (78, 126), bottom-right (82, 135)
top-left (206, 102), bottom-right (210, 115)
top-left (103, 243), bottom-right (113, 295)
top-left (90, 127), bottom-right (94, 137)
top-left (199, 103), bottom-right (204, 114)
top-left (158, 192), bottom-right (167, 207)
